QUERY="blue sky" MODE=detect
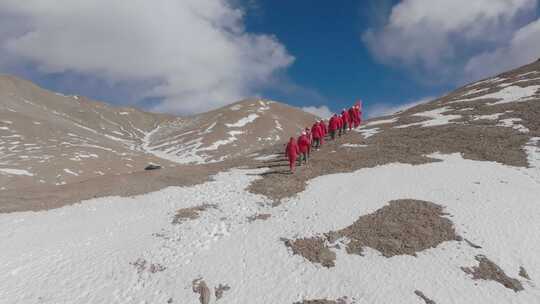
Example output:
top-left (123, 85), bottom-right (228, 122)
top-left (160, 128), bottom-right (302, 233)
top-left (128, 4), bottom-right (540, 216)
top-left (243, 0), bottom-right (455, 115)
top-left (1, 0), bottom-right (539, 117)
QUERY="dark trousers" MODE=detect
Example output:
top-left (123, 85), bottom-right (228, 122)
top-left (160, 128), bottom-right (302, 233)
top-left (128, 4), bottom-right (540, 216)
top-left (330, 130), bottom-right (336, 140)
top-left (312, 138), bottom-right (320, 149)
top-left (297, 152), bottom-right (308, 165)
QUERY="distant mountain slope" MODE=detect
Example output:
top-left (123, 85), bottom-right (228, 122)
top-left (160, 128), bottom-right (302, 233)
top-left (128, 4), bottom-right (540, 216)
top-left (143, 99), bottom-right (316, 164)
top-left (0, 75), bottom-right (317, 191)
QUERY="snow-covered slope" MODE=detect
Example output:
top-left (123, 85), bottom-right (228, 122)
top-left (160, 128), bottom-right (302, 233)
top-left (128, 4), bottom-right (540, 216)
top-left (2, 60), bottom-right (540, 303)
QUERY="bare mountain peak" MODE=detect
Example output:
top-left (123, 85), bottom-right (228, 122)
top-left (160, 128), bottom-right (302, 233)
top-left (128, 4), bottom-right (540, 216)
top-left (0, 75), bottom-right (317, 192)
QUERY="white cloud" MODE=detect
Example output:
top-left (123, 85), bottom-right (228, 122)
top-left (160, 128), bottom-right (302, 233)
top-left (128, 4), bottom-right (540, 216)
top-left (0, 0), bottom-right (294, 114)
top-left (302, 105), bottom-right (333, 119)
top-left (465, 19), bottom-right (540, 80)
top-left (363, 0), bottom-right (538, 80)
top-left (366, 96), bottom-right (434, 118)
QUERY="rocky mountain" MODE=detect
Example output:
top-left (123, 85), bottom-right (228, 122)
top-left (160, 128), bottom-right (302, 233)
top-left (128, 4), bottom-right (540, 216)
top-left (1, 60), bottom-right (540, 304)
top-left (0, 75), bottom-right (316, 191)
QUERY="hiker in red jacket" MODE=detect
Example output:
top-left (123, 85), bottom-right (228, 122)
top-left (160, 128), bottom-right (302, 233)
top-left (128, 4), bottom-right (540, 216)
top-left (319, 120), bottom-right (326, 146)
top-left (341, 109), bottom-right (350, 135)
top-left (304, 128), bottom-right (312, 158)
top-left (285, 137), bottom-right (299, 173)
top-left (328, 114), bottom-right (338, 140)
top-left (311, 122), bottom-right (322, 150)
top-left (348, 107), bottom-right (356, 130)
top-left (355, 100), bottom-right (363, 127)
top-left (320, 120), bottom-right (328, 135)
top-left (297, 131), bottom-right (310, 165)
top-left (337, 115), bottom-right (343, 137)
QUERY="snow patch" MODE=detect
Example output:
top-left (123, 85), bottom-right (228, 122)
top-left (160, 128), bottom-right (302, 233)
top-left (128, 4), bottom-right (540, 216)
top-left (342, 143), bottom-right (368, 148)
top-left (396, 107), bottom-right (461, 128)
top-left (497, 118), bottom-right (529, 133)
top-left (254, 154), bottom-right (280, 161)
top-left (356, 127), bottom-right (380, 139)
top-left (454, 85), bottom-right (540, 105)
top-left (225, 114), bottom-right (259, 128)
top-left (473, 113), bottom-right (505, 120)
top-left (63, 168), bottom-right (79, 176)
top-left (201, 131), bottom-right (244, 151)
top-left (0, 168), bottom-right (34, 176)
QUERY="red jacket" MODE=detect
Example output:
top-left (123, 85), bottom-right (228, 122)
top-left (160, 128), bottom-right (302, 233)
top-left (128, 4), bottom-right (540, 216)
top-left (319, 122), bottom-right (326, 136)
top-left (349, 107), bottom-right (356, 124)
top-left (328, 116), bottom-right (338, 131)
top-left (311, 123), bottom-right (322, 139)
top-left (341, 110), bottom-right (350, 125)
top-left (285, 138), bottom-right (299, 160)
top-left (297, 134), bottom-right (310, 153)
top-left (336, 116), bottom-right (343, 129)
top-left (321, 121), bottom-right (328, 134)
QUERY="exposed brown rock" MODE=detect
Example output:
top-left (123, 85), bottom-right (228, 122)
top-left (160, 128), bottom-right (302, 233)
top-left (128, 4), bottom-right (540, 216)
top-left (414, 290), bottom-right (436, 304)
top-left (192, 279), bottom-right (211, 304)
top-left (284, 237), bottom-right (336, 268)
top-left (293, 300), bottom-right (337, 304)
top-left (129, 258), bottom-right (166, 274)
top-left (464, 239), bottom-right (482, 249)
top-left (293, 298), bottom-right (348, 304)
top-left (247, 213), bottom-right (271, 222)
top-left (215, 283), bottom-right (231, 300)
top-left (519, 266), bottom-right (531, 280)
top-left (284, 200), bottom-right (458, 267)
top-left (173, 203), bottom-right (217, 224)
top-left (337, 200), bottom-right (459, 257)
top-left (462, 255), bottom-right (524, 292)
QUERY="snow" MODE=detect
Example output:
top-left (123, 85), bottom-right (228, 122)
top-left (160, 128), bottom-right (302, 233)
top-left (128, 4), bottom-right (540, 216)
top-left (524, 137), bottom-right (540, 169)
top-left (0, 168), bottom-right (34, 176)
top-left (484, 85), bottom-right (540, 105)
top-left (1, 154), bottom-right (540, 303)
top-left (204, 122), bottom-right (217, 134)
top-left (225, 114), bottom-right (259, 128)
top-left (63, 168), bottom-right (79, 176)
top-left (365, 118), bottom-right (398, 126)
top-left (253, 154), bottom-right (280, 161)
top-left (454, 85), bottom-right (540, 106)
top-left (202, 131), bottom-right (244, 151)
top-left (473, 113), bottom-right (505, 120)
top-left (119, 112), bottom-right (130, 115)
top-left (342, 143), bottom-right (367, 148)
top-left (497, 118), bottom-right (530, 133)
top-left (0, 126), bottom-right (8, 130)
top-left (230, 104), bottom-right (242, 111)
top-left (275, 120), bottom-right (283, 131)
top-left (396, 107), bottom-right (461, 128)
top-left (355, 127), bottom-right (380, 139)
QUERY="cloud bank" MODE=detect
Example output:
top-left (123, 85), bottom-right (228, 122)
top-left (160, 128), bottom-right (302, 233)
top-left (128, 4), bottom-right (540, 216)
top-left (0, 0), bottom-right (293, 114)
top-left (301, 105), bottom-right (333, 119)
top-left (363, 0), bottom-right (540, 82)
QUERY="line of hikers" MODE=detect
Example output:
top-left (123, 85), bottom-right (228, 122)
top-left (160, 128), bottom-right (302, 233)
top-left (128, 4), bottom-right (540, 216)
top-left (285, 102), bottom-right (363, 173)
